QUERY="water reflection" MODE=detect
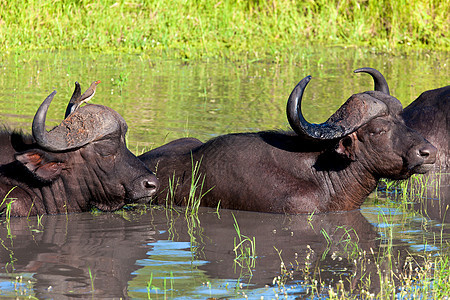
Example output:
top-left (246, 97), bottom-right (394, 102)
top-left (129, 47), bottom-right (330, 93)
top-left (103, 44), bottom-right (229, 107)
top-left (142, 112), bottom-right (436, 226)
top-left (0, 212), bottom-right (157, 298)
top-left (412, 173), bottom-right (450, 223)
top-left (0, 201), bottom-right (448, 298)
top-left (378, 173), bottom-right (450, 223)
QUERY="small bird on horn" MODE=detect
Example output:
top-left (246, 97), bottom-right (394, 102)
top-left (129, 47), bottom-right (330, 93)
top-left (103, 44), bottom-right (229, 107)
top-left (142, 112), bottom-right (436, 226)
top-left (65, 80), bottom-right (101, 118)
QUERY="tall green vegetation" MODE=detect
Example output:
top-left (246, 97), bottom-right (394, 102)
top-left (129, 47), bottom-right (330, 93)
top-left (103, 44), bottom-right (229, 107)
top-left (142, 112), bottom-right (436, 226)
top-left (1, 0), bottom-right (447, 61)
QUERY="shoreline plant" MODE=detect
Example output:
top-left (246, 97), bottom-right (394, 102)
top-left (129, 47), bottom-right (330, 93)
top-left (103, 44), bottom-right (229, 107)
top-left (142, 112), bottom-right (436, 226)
top-left (1, 0), bottom-right (448, 62)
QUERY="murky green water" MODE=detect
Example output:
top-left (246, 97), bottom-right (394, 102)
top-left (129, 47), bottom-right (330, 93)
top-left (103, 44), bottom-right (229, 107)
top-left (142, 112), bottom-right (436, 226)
top-left (0, 49), bottom-right (449, 298)
top-left (1, 49), bottom-right (448, 152)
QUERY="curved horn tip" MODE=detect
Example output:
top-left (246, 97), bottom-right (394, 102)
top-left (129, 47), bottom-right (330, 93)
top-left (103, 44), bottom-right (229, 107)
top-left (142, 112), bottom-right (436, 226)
top-left (354, 67), bottom-right (373, 74)
top-left (45, 90), bottom-right (57, 101)
top-left (41, 90), bottom-right (57, 106)
top-left (289, 75), bottom-right (312, 99)
top-left (296, 75), bottom-right (312, 87)
top-left (352, 67), bottom-right (390, 95)
top-left (32, 90), bottom-right (61, 151)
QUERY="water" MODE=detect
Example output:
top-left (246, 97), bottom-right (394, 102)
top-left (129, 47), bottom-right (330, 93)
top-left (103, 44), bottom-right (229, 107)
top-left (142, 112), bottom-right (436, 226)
top-left (1, 49), bottom-right (448, 151)
top-left (1, 203), bottom-right (449, 298)
top-left (0, 49), bottom-right (449, 298)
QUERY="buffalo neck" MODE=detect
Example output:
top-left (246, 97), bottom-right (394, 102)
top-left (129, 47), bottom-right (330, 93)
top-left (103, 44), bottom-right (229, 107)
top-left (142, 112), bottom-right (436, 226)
top-left (0, 157), bottom-right (117, 216)
top-left (314, 159), bottom-right (378, 211)
top-left (263, 131), bottom-right (379, 211)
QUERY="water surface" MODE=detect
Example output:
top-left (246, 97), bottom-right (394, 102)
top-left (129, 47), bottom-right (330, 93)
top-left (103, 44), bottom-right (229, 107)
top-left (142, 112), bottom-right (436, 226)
top-left (0, 49), bottom-right (448, 152)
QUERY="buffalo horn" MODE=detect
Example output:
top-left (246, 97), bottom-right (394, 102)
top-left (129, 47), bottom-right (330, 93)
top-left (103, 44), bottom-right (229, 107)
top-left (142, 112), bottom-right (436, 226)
top-left (287, 75), bottom-right (388, 141)
top-left (287, 76), bottom-right (351, 140)
top-left (354, 67), bottom-right (390, 95)
top-left (32, 91), bottom-right (73, 151)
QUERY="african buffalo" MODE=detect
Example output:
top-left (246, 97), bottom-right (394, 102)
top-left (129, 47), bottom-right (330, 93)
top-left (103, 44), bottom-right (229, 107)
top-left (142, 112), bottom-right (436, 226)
top-left (403, 85), bottom-right (449, 217)
top-left (139, 72), bottom-right (436, 213)
top-left (356, 68), bottom-right (449, 221)
top-left (354, 67), bottom-right (449, 171)
top-left (403, 86), bottom-right (449, 171)
top-left (0, 87), bottom-right (159, 217)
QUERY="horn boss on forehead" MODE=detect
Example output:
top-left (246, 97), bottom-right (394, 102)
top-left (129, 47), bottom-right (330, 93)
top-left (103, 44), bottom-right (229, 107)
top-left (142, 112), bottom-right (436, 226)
top-left (286, 76), bottom-right (388, 140)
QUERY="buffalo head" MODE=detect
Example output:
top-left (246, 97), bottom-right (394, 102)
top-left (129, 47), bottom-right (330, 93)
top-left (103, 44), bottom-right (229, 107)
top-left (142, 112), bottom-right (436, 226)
top-left (11, 90), bottom-right (159, 214)
top-left (286, 73), bottom-right (437, 180)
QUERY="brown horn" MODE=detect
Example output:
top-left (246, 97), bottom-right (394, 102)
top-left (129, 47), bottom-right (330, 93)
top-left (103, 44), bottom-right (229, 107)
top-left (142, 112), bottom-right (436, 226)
top-left (287, 75), bottom-right (389, 141)
top-left (354, 67), bottom-right (390, 95)
top-left (32, 91), bottom-right (72, 151)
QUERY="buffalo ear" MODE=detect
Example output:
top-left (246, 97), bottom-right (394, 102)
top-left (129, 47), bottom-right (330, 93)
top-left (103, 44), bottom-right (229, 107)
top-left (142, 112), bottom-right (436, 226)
top-left (336, 132), bottom-right (358, 161)
top-left (15, 150), bottom-right (65, 182)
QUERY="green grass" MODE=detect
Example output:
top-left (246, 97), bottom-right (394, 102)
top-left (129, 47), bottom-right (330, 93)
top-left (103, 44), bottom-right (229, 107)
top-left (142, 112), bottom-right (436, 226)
top-left (377, 172), bottom-right (448, 213)
top-left (88, 267), bottom-right (96, 294)
top-left (185, 156), bottom-right (212, 217)
top-left (111, 72), bottom-right (130, 94)
top-left (232, 213), bottom-right (256, 278)
top-left (158, 156), bottom-right (212, 217)
top-left (1, 0), bottom-right (448, 62)
top-left (298, 223), bottom-right (450, 299)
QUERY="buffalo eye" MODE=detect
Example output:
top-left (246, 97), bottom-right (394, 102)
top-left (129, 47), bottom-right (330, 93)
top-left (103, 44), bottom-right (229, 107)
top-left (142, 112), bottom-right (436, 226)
top-left (369, 126), bottom-right (388, 136)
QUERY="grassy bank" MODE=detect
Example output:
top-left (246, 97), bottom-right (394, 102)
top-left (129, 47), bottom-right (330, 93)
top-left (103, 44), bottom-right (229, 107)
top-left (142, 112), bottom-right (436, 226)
top-left (1, 0), bottom-right (448, 61)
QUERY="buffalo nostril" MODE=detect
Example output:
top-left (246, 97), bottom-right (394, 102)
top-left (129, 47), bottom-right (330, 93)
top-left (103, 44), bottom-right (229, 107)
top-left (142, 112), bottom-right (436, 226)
top-left (142, 179), bottom-right (159, 196)
top-left (143, 180), bottom-right (157, 189)
top-left (419, 149), bottom-right (430, 158)
top-left (417, 144), bottom-right (437, 163)
top-left (144, 180), bottom-right (152, 188)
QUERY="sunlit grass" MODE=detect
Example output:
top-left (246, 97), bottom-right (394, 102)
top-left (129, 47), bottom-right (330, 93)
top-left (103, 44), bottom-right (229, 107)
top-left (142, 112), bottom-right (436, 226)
top-left (88, 267), bottom-right (96, 294)
top-left (297, 223), bottom-right (450, 299)
top-left (378, 173), bottom-right (442, 201)
top-left (232, 213), bottom-right (256, 278)
top-left (0, 187), bottom-right (16, 221)
top-left (185, 156), bottom-right (213, 217)
top-left (1, 0), bottom-right (448, 62)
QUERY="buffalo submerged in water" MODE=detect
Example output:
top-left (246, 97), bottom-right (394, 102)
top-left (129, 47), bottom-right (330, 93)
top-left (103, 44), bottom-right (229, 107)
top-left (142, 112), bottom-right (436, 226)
top-left (357, 68), bottom-right (449, 217)
top-left (0, 84), bottom-right (159, 217)
top-left (139, 69), bottom-right (437, 213)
